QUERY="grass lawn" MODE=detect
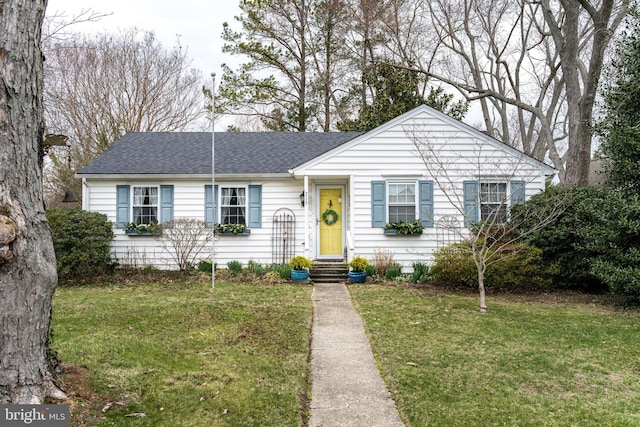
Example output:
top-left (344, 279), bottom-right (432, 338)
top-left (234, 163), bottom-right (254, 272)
top-left (350, 284), bottom-right (640, 427)
top-left (51, 279), bottom-right (313, 426)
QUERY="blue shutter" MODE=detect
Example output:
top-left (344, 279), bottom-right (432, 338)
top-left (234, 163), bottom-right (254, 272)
top-left (510, 180), bottom-right (526, 205)
top-left (463, 180), bottom-right (479, 227)
top-left (418, 180), bottom-right (434, 227)
top-left (116, 185), bottom-right (130, 228)
top-left (248, 185), bottom-right (262, 228)
top-left (205, 185), bottom-right (218, 225)
top-left (159, 185), bottom-right (174, 223)
top-left (371, 181), bottom-right (386, 227)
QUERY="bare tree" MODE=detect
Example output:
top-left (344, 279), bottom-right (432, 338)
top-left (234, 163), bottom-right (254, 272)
top-left (43, 29), bottom-right (206, 204)
top-left (405, 124), bottom-right (566, 312)
top-left (401, 0), bottom-right (629, 186)
top-left (158, 218), bottom-right (213, 272)
top-left (0, 0), bottom-right (66, 403)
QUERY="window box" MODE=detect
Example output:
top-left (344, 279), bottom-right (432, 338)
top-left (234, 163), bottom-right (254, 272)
top-left (383, 228), bottom-right (422, 236)
top-left (384, 219), bottom-right (424, 235)
top-left (217, 229), bottom-right (251, 236)
top-left (125, 229), bottom-right (161, 236)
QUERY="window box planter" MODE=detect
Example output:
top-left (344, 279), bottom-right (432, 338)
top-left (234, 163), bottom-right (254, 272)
top-left (125, 229), bottom-right (161, 236)
top-left (384, 219), bottom-right (424, 235)
top-left (217, 229), bottom-right (251, 236)
top-left (383, 229), bottom-right (423, 236)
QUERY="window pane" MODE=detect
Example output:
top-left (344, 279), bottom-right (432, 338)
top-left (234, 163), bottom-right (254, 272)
top-left (389, 206), bottom-right (415, 223)
top-left (132, 186), bottom-right (158, 224)
top-left (133, 187), bottom-right (158, 206)
top-left (220, 187), bottom-right (247, 224)
top-left (480, 182), bottom-right (507, 223)
top-left (132, 207), bottom-right (158, 225)
top-left (389, 184), bottom-right (415, 204)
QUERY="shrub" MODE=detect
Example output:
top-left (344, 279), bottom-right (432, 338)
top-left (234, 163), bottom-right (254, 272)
top-left (289, 256), bottom-right (312, 270)
top-left (227, 260), bottom-right (243, 274)
top-left (47, 208), bottom-right (114, 280)
top-left (430, 242), bottom-right (477, 287)
top-left (197, 259), bottom-right (212, 273)
top-left (372, 248), bottom-right (396, 278)
top-left (430, 241), bottom-right (554, 291)
top-left (511, 185), bottom-right (640, 293)
top-left (348, 256), bottom-right (369, 272)
top-left (270, 263), bottom-right (292, 280)
top-left (385, 263), bottom-right (403, 281)
top-left (411, 262), bottom-right (430, 284)
top-left (247, 260), bottom-right (264, 275)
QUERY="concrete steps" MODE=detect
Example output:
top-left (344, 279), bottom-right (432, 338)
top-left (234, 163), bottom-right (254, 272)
top-left (310, 261), bottom-right (348, 283)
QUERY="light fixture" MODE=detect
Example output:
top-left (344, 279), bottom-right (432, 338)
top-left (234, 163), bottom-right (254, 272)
top-left (299, 191), bottom-right (305, 207)
top-left (61, 189), bottom-right (77, 204)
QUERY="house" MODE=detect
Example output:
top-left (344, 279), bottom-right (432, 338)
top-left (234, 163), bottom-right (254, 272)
top-left (77, 105), bottom-right (555, 270)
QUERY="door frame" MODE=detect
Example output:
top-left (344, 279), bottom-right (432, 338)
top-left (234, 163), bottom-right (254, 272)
top-left (315, 184), bottom-right (346, 260)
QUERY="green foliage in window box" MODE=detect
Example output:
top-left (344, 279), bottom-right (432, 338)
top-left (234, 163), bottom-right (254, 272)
top-left (384, 219), bottom-right (424, 235)
top-left (124, 222), bottom-right (160, 235)
top-left (215, 223), bottom-right (248, 235)
top-left (47, 208), bottom-right (114, 279)
top-left (288, 255), bottom-right (312, 271)
top-left (348, 256), bottom-right (369, 272)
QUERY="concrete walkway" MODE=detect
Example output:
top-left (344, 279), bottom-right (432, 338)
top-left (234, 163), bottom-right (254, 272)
top-left (308, 282), bottom-right (405, 427)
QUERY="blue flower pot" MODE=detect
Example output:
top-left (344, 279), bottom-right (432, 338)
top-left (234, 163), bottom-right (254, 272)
top-left (291, 269), bottom-right (309, 281)
top-left (348, 271), bottom-right (366, 283)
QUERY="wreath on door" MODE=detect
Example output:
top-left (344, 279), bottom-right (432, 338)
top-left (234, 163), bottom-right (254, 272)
top-left (322, 209), bottom-right (339, 226)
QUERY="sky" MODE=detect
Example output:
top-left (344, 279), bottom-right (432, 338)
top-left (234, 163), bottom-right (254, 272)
top-left (46, 0), bottom-right (241, 78)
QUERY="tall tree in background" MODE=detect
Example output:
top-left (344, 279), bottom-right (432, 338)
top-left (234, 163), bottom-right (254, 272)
top-left (598, 4), bottom-right (640, 194)
top-left (43, 29), bottom-right (205, 205)
top-left (0, 0), bottom-right (66, 403)
top-left (414, 0), bottom-right (629, 186)
top-left (219, 0), bottom-right (314, 131)
top-left (338, 62), bottom-right (468, 131)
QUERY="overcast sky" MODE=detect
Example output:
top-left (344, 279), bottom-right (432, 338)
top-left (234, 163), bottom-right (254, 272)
top-left (46, 0), bottom-right (240, 77)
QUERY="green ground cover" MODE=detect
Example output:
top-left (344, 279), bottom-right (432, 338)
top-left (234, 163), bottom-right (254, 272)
top-left (350, 284), bottom-right (640, 426)
top-left (51, 280), bottom-right (313, 426)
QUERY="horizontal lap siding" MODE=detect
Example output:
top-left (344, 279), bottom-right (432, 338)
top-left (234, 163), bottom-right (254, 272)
top-left (302, 111), bottom-right (548, 270)
top-left (84, 179), bottom-right (307, 270)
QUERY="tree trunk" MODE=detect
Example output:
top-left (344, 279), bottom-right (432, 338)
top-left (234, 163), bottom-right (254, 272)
top-left (0, 0), bottom-right (65, 404)
top-left (477, 269), bottom-right (487, 314)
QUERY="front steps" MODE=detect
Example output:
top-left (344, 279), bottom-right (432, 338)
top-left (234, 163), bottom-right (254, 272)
top-left (310, 261), bottom-right (348, 283)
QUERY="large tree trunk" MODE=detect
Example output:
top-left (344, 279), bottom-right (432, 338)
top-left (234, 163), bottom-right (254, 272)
top-left (0, 0), bottom-right (65, 404)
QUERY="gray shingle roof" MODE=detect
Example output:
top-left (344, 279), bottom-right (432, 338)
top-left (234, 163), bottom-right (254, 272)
top-left (77, 132), bottom-right (363, 175)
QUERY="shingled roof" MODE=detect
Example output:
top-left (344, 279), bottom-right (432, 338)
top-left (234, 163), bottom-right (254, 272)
top-left (77, 132), bottom-right (363, 176)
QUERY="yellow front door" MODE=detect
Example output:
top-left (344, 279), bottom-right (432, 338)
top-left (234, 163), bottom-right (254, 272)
top-left (319, 188), bottom-right (343, 257)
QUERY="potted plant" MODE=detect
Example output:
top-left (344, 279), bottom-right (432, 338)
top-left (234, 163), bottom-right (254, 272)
top-left (289, 255), bottom-right (312, 281)
top-left (348, 255), bottom-right (369, 283)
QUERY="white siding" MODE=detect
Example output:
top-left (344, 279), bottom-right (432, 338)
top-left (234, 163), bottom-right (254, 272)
top-left (296, 109), bottom-right (551, 271)
top-left (83, 178), bottom-right (309, 269)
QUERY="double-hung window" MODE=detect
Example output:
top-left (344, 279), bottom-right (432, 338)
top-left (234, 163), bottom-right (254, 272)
top-left (388, 182), bottom-right (417, 223)
top-left (220, 186), bottom-right (246, 224)
top-left (132, 186), bottom-right (158, 225)
top-left (371, 180), bottom-right (434, 228)
top-left (479, 182), bottom-right (507, 223)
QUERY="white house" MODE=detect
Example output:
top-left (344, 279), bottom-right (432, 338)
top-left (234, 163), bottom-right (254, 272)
top-left (77, 105), bottom-right (555, 270)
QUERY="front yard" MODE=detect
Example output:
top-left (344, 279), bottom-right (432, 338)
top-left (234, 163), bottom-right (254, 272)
top-left (51, 278), bottom-right (640, 426)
